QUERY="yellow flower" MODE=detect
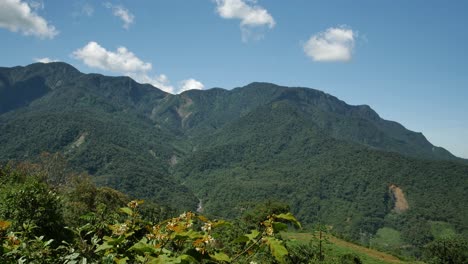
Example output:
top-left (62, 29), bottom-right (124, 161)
top-left (266, 227), bottom-right (274, 236)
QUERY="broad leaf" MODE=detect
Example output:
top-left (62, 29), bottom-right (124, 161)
top-left (210, 252), bottom-right (231, 262)
top-left (274, 213), bottom-right (302, 229)
top-left (119, 207), bottom-right (133, 216)
top-left (130, 238), bottom-right (157, 254)
top-left (94, 242), bottom-right (113, 252)
top-left (245, 230), bottom-right (260, 242)
top-left (265, 237), bottom-right (288, 264)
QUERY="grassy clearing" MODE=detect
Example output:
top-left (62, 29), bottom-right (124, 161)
top-left (282, 232), bottom-right (423, 264)
top-left (370, 227), bottom-right (403, 252)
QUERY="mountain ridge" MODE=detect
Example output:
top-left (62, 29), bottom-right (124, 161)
top-left (1, 62), bottom-right (467, 251)
top-left (0, 62), bottom-right (464, 163)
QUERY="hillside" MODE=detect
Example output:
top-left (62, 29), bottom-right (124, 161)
top-left (282, 232), bottom-right (417, 264)
top-left (0, 62), bottom-right (467, 257)
top-left (173, 100), bottom-right (468, 246)
top-left (0, 63), bottom-right (196, 209)
top-left (156, 82), bottom-right (457, 161)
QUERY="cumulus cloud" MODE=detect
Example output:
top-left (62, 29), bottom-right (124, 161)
top-left (104, 2), bottom-right (134, 29)
top-left (303, 26), bottom-right (355, 62)
top-left (215, 0), bottom-right (275, 27)
top-left (214, 0), bottom-right (275, 42)
top-left (72, 41), bottom-right (152, 73)
top-left (34, 57), bottom-right (58, 63)
top-left (72, 41), bottom-right (204, 94)
top-left (133, 74), bottom-right (205, 94)
top-left (179, 78), bottom-right (205, 92)
top-left (135, 73), bottom-right (176, 94)
top-left (0, 0), bottom-right (58, 39)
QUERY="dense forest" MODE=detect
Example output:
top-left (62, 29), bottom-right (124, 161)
top-left (0, 160), bottom-right (350, 263)
top-left (1, 161), bottom-right (467, 263)
top-left (1, 63), bottom-right (467, 261)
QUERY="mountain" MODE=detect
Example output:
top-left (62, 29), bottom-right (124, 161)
top-left (0, 62), bottom-right (197, 209)
top-left (174, 100), bottom-right (468, 237)
top-left (1, 63), bottom-right (458, 161)
top-left (155, 82), bottom-right (457, 161)
top-left (1, 62), bottom-right (467, 250)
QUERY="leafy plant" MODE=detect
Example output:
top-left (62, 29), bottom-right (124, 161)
top-left (423, 236), bottom-right (468, 264)
top-left (88, 200), bottom-right (301, 263)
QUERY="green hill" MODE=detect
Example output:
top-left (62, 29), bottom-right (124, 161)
top-left (0, 63), bottom-right (196, 209)
top-left (0, 62), bottom-right (467, 257)
top-left (173, 100), bottom-right (468, 244)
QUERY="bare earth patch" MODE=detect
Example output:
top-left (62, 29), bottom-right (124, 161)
top-left (71, 132), bottom-right (88, 148)
top-left (170, 155), bottom-right (178, 166)
top-left (389, 184), bottom-right (409, 213)
top-left (176, 96), bottom-right (193, 127)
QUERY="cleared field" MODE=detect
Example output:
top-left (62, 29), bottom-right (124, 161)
top-left (282, 232), bottom-right (424, 264)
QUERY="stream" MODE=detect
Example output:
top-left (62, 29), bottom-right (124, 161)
top-left (196, 199), bottom-right (203, 213)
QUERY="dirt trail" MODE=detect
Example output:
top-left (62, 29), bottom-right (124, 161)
top-left (389, 184), bottom-right (409, 213)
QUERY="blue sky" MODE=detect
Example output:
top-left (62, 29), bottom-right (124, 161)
top-left (1, 0), bottom-right (467, 158)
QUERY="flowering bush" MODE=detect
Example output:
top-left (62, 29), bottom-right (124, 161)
top-left (89, 200), bottom-right (300, 263)
top-left (1, 200), bottom-right (301, 263)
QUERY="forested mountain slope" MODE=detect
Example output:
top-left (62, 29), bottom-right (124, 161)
top-left (174, 100), bottom-right (468, 238)
top-left (0, 63), bottom-right (196, 209)
top-left (1, 62), bottom-right (467, 253)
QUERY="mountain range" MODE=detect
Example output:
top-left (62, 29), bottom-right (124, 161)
top-left (1, 62), bottom-right (467, 249)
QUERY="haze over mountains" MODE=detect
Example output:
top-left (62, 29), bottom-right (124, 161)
top-left (1, 62), bottom-right (467, 246)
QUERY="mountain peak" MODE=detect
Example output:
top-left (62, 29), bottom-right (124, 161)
top-left (244, 81), bottom-right (281, 88)
top-left (27, 62), bottom-right (81, 76)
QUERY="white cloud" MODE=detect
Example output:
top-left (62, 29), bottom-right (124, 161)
top-left (304, 26), bottom-right (357, 62)
top-left (135, 73), bottom-right (175, 94)
top-left (131, 75), bottom-right (205, 94)
top-left (34, 57), bottom-right (58, 63)
top-left (0, 0), bottom-right (58, 39)
top-left (215, 0), bottom-right (275, 28)
top-left (72, 41), bottom-right (204, 94)
top-left (72, 41), bottom-right (151, 73)
top-left (179, 78), bottom-right (205, 92)
top-left (303, 26), bottom-right (356, 62)
top-left (104, 2), bottom-right (134, 29)
top-left (214, 0), bottom-right (275, 42)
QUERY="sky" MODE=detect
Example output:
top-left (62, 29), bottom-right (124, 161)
top-left (0, 0), bottom-right (467, 158)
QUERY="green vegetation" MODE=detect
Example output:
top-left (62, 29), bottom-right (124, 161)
top-left (283, 231), bottom-right (406, 264)
top-left (0, 163), bottom-right (379, 264)
top-left (423, 237), bottom-right (468, 264)
top-left (1, 63), bottom-right (468, 260)
top-left (173, 101), bottom-right (468, 256)
top-left (430, 221), bottom-right (457, 239)
top-left (370, 228), bottom-right (403, 253)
